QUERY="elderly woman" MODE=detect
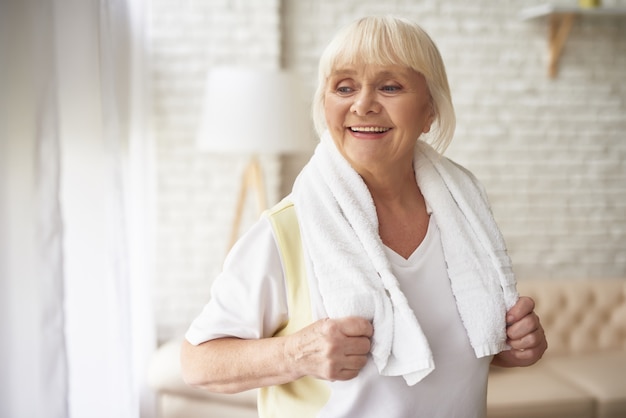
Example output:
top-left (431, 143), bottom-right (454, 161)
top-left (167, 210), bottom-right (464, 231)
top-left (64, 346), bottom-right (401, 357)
top-left (181, 16), bottom-right (547, 417)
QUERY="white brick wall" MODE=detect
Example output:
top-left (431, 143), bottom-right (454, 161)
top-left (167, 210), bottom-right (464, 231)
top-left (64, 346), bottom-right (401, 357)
top-left (150, 0), bottom-right (626, 342)
top-left (150, 0), bottom-right (282, 341)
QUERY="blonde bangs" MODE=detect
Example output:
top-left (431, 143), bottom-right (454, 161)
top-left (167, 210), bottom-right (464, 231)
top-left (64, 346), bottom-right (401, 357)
top-left (320, 17), bottom-right (428, 78)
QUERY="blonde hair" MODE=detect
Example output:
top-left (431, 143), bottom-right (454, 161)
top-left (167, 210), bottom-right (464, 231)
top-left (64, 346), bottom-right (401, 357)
top-left (312, 16), bottom-right (455, 153)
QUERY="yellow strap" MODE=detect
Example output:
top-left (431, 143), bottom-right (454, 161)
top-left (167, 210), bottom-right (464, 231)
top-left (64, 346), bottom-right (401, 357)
top-left (266, 198), bottom-right (312, 333)
top-left (258, 198), bottom-right (330, 418)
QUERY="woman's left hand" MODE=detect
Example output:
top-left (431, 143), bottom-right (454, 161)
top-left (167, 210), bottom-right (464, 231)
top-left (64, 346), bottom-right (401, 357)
top-left (491, 296), bottom-right (548, 368)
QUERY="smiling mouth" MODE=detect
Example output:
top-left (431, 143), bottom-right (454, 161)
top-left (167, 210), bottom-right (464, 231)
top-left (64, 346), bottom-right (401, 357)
top-left (349, 126), bottom-right (391, 133)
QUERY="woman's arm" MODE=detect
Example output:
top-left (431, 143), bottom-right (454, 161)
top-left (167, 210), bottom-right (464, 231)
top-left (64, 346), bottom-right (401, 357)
top-left (181, 316), bottom-right (373, 394)
top-left (491, 296), bottom-right (548, 368)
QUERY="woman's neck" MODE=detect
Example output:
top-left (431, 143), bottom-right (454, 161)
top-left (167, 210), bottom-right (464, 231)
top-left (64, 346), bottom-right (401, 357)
top-left (361, 163), bottom-right (418, 207)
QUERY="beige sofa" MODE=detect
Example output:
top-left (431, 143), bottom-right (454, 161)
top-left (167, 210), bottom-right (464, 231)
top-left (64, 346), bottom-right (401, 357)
top-left (487, 278), bottom-right (626, 418)
top-left (148, 279), bottom-right (626, 418)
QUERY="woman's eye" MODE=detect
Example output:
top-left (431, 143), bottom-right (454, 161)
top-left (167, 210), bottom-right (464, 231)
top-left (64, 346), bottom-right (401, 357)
top-left (336, 86), bottom-right (354, 94)
top-left (381, 85), bottom-right (401, 93)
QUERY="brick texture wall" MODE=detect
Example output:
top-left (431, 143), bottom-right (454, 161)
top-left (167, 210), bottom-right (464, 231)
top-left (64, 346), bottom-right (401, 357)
top-left (150, 0), bottom-right (626, 342)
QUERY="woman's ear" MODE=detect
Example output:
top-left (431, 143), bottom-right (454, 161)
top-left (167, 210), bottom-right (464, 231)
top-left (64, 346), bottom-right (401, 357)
top-left (423, 105), bottom-right (435, 134)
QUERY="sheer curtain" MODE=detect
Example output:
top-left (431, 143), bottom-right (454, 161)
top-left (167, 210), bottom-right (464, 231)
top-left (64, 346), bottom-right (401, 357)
top-left (0, 0), bottom-right (155, 417)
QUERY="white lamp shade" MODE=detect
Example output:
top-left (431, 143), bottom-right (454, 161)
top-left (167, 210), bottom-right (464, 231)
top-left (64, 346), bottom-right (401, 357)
top-left (196, 67), bottom-right (313, 154)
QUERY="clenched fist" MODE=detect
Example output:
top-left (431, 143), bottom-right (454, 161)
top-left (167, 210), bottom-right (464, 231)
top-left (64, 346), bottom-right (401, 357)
top-left (285, 316), bottom-right (373, 381)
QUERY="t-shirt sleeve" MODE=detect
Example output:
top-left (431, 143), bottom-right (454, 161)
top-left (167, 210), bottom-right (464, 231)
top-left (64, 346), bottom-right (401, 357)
top-left (185, 216), bottom-right (288, 345)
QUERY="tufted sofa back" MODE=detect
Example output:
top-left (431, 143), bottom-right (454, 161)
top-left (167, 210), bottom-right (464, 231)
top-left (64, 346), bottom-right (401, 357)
top-left (516, 279), bottom-right (626, 357)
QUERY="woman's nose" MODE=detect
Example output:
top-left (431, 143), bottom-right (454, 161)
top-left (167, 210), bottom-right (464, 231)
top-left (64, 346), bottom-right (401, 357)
top-left (350, 89), bottom-right (380, 116)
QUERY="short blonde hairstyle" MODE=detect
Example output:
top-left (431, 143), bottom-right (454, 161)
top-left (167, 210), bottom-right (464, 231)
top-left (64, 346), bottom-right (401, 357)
top-left (312, 16), bottom-right (456, 153)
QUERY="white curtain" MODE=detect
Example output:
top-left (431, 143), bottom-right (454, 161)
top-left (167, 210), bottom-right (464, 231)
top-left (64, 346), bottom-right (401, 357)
top-left (0, 0), bottom-right (155, 417)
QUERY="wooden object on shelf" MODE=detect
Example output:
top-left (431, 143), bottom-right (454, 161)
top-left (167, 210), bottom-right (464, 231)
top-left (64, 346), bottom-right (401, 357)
top-left (519, 4), bottom-right (626, 78)
top-left (548, 13), bottom-right (576, 78)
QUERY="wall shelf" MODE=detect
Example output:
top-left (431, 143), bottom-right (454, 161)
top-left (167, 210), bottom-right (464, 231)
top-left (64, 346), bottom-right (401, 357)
top-left (519, 4), bottom-right (626, 78)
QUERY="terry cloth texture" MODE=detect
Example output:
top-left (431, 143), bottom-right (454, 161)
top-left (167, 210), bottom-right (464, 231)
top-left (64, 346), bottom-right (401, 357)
top-left (290, 130), bottom-right (518, 385)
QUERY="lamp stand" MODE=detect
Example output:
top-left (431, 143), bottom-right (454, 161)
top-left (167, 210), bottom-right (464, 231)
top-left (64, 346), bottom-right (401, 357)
top-left (227, 155), bottom-right (267, 252)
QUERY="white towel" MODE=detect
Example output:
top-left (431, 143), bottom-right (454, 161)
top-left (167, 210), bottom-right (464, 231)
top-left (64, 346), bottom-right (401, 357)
top-left (290, 130), bottom-right (518, 385)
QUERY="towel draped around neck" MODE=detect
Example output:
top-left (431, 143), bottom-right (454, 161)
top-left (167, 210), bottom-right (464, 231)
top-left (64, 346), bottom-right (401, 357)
top-left (290, 130), bottom-right (518, 385)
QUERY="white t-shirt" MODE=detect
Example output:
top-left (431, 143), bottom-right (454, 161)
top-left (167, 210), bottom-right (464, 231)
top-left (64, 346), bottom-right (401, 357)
top-left (186, 214), bottom-right (492, 418)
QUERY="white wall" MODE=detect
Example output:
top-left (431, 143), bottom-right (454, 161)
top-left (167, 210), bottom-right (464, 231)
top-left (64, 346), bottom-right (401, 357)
top-left (150, 0), bottom-right (626, 343)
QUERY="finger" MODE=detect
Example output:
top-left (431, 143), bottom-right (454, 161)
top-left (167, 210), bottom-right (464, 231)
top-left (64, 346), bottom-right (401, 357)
top-left (508, 332), bottom-right (537, 350)
top-left (507, 313), bottom-right (540, 340)
top-left (493, 332), bottom-right (548, 367)
top-left (336, 316), bottom-right (374, 338)
top-left (497, 345), bottom-right (539, 367)
top-left (334, 368), bottom-right (361, 381)
top-left (332, 355), bottom-right (369, 381)
top-left (343, 336), bottom-right (372, 355)
top-left (321, 351), bottom-right (369, 381)
top-left (512, 338), bottom-right (547, 362)
top-left (509, 325), bottom-right (545, 349)
top-left (506, 296), bottom-right (535, 325)
top-left (343, 353), bottom-right (369, 370)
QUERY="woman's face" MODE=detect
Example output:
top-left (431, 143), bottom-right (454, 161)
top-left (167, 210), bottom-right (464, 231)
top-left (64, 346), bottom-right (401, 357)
top-left (324, 64), bottom-right (434, 176)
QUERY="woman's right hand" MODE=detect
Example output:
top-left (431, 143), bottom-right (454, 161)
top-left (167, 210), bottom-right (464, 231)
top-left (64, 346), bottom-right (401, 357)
top-left (285, 316), bottom-right (373, 381)
top-left (181, 316), bottom-right (373, 394)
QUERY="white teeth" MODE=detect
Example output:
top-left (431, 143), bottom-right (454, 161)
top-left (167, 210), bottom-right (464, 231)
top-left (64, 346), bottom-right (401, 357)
top-left (350, 127), bottom-right (390, 133)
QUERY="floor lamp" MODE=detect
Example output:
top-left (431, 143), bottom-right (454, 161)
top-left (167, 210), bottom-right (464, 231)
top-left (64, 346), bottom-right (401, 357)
top-left (196, 68), bottom-right (312, 253)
